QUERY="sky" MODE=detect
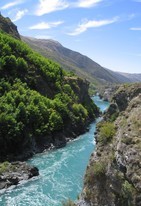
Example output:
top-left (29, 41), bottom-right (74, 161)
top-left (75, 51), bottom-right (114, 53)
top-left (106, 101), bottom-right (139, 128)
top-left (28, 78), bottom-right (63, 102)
top-left (0, 0), bottom-right (141, 74)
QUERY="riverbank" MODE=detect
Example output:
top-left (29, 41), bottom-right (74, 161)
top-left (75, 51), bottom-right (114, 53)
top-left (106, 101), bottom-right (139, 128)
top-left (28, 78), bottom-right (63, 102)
top-left (0, 114), bottom-right (96, 192)
top-left (0, 117), bottom-right (93, 191)
top-left (0, 161), bottom-right (39, 191)
top-left (0, 96), bottom-right (109, 206)
top-left (80, 84), bottom-right (141, 206)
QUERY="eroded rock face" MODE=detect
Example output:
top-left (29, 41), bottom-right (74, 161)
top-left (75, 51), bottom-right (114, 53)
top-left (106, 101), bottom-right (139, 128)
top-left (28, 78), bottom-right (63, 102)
top-left (80, 83), bottom-right (141, 206)
top-left (112, 83), bottom-right (141, 111)
top-left (0, 14), bottom-right (20, 39)
top-left (0, 161), bottom-right (39, 190)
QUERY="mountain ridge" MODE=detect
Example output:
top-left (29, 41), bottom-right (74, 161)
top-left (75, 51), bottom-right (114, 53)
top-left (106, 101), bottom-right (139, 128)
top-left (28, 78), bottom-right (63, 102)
top-left (21, 36), bottom-right (141, 86)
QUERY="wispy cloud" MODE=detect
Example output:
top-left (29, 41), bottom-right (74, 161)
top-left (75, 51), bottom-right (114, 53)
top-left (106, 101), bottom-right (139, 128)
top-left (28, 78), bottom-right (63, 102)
top-left (35, 0), bottom-right (103, 15)
top-left (29, 21), bottom-right (64, 30)
top-left (35, 0), bottom-right (69, 16)
top-left (75, 0), bottom-right (103, 8)
top-left (1, 0), bottom-right (24, 10)
top-left (130, 27), bottom-right (141, 30)
top-left (127, 13), bottom-right (136, 20)
top-left (12, 9), bottom-right (28, 22)
top-left (68, 17), bottom-right (119, 36)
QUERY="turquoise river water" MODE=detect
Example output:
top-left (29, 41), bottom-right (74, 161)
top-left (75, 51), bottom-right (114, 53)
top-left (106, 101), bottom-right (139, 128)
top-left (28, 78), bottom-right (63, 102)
top-left (0, 96), bottom-right (109, 206)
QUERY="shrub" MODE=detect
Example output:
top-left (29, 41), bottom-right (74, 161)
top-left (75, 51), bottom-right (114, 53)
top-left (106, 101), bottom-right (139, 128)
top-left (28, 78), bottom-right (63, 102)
top-left (0, 161), bottom-right (10, 174)
top-left (99, 122), bottom-right (116, 144)
top-left (93, 161), bottom-right (106, 178)
top-left (110, 112), bottom-right (119, 122)
top-left (49, 111), bottom-right (63, 131)
top-left (121, 180), bottom-right (134, 199)
top-left (85, 161), bottom-right (106, 184)
top-left (120, 180), bottom-right (135, 205)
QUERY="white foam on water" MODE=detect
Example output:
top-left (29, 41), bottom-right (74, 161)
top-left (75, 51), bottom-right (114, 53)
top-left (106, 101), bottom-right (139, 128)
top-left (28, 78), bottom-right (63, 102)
top-left (0, 96), bottom-right (109, 206)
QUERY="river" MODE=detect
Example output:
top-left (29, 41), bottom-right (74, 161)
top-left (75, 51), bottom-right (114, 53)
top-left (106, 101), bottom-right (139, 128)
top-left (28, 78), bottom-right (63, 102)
top-left (0, 96), bottom-right (109, 206)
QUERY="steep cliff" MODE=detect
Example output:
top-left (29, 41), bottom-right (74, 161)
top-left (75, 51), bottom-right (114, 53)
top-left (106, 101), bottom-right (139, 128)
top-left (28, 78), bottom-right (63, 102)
top-left (80, 83), bottom-right (141, 206)
top-left (0, 14), bottom-right (20, 39)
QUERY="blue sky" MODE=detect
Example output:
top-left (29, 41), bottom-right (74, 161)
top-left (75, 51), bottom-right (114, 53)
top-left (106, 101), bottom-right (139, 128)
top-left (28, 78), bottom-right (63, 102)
top-left (0, 0), bottom-right (141, 73)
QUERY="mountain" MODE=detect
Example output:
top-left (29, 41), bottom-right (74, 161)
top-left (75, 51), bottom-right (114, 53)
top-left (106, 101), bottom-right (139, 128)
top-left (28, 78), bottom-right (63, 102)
top-left (119, 72), bottom-right (141, 82)
top-left (0, 15), bottom-right (99, 162)
top-left (21, 36), bottom-right (141, 86)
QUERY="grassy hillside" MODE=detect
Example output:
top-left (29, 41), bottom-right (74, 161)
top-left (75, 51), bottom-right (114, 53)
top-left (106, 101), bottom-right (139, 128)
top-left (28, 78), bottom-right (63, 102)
top-left (0, 31), bottom-right (99, 161)
top-left (22, 36), bottom-right (137, 89)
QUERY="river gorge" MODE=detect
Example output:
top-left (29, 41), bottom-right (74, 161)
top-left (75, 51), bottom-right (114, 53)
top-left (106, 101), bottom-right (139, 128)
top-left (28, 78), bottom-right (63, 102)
top-left (0, 96), bottom-right (109, 206)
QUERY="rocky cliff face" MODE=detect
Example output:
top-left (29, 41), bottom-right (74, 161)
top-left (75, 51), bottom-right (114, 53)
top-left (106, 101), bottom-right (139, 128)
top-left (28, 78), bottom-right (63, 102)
top-left (0, 14), bottom-right (20, 39)
top-left (80, 83), bottom-right (141, 206)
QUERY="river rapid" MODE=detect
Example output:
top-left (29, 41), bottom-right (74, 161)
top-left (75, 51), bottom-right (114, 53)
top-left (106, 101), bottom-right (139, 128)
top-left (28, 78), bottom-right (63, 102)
top-left (0, 96), bottom-right (109, 206)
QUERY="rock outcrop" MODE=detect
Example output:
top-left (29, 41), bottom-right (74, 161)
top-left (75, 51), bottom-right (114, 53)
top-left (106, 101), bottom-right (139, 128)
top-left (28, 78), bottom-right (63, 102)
top-left (0, 14), bottom-right (20, 39)
top-left (0, 161), bottom-right (39, 190)
top-left (79, 83), bottom-right (141, 206)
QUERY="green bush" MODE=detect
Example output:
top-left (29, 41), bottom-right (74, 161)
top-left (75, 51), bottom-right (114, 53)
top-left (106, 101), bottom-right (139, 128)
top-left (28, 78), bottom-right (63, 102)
top-left (85, 161), bottom-right (106, 184)
top-left (110, 112), bottom-right (119, 122)
top-left (120, 180), bottom-right (135, 205)
top-left (93, 161), bottom-right (106, 177)
top-left (49, 111), bottom-right (63, 131)
top-left (0, 161), bottom-right (10, 174)
top-left (72, 103), bottom-right (88, 122)
top-left (121, 180), bottom-right (134, 199)
top-left (99, 122), bottom-right (116, 144)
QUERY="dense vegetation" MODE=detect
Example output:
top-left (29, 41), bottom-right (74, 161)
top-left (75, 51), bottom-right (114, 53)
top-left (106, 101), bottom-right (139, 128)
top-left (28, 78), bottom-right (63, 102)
top-left (0, 31), bottom-right (99, 160)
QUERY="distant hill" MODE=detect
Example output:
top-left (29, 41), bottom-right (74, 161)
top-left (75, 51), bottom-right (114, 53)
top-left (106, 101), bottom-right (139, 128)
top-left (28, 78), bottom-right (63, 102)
top-left (119, 72), bottom-right (141, 82)
top-left (21, 36), bottom-right (141, 86)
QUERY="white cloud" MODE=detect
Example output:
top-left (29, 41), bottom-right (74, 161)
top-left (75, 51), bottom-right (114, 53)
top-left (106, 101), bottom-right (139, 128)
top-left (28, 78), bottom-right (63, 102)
top-left (130, 27), bottom-right (141, 30)
top-left (35, 0), bottom-right (69, 16)
top-left (12, 9), bottom-right (28, 22)
top-left (127, 13), bottom-right (136, 20)
top-left (68, 17), bottom-right (119, 36)
top-left (1, 0), bottom-right (24, 10)
top-left (29, 21), bottom-right (64, 30)
top-left (76, 0), bottom-right (103, 8)
top-left (34, 0), bottom-right (103, 15)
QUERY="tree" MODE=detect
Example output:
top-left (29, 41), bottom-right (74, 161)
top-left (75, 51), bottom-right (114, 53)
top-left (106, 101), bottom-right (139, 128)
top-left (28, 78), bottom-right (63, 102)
top-left (3, 55), bottom-right (17, 75)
